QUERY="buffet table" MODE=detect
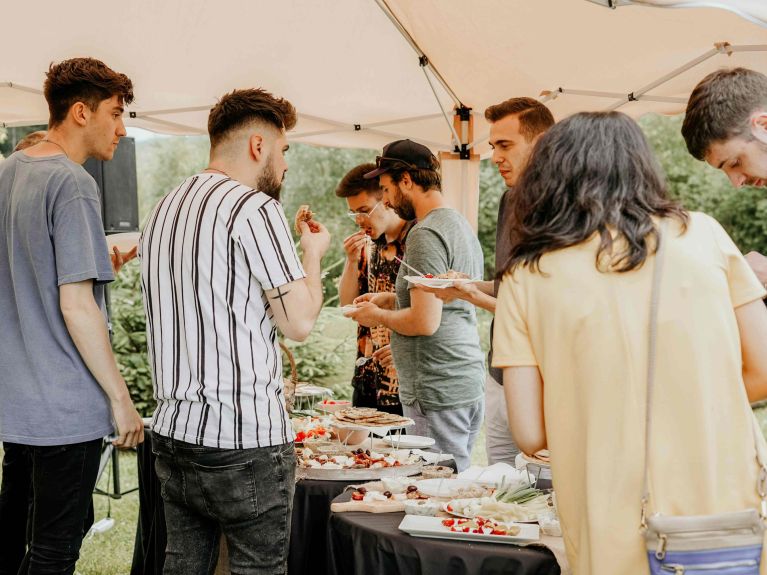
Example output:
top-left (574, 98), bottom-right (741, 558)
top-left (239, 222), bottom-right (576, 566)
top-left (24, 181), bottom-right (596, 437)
top-left (327, 491), bottom-right (561, 575)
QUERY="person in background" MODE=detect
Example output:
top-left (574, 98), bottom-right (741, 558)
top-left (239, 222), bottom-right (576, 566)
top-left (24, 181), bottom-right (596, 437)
top-left (417, 98), bottom-right (554, 465)
top-left (682, 67), bottom-right (767, 292)
top-left (493, 111), bottom-right (767, 574)
top-left (0, 57), bottom-right (143, 575)
top-left (347, 139), bottom-right (485, 471)
top-left (141, 87), bottom-right (329, 574)
top-left (336, 163), bottom-right (413, 414)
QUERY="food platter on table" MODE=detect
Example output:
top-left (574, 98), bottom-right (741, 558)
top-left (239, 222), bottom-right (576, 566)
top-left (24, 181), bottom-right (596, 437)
top-left (296, 445), bottom-right (423, 480)
top-left (399, 515), bottom-right (540, 544)
top-left (294, 383), bottom-right (333, 398)
top-left (331, 407), bottom-right (414, 433)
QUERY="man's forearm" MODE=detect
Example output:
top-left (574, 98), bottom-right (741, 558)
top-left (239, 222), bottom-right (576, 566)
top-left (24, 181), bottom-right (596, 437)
top-left (466, 289), bottom-right (497, 314)
top-left (378, 307), bottom-right (435, 336)
top-left (338, 259), bottom-right (359, 306)
top-left (302, 249), bottom-right (325, 317)
top-left (62, 300), bottom-right (132, 405)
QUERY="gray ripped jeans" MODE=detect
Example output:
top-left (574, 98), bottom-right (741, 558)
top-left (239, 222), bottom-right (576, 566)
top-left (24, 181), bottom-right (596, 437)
top-left (152, 434), bottom-right (296, 575)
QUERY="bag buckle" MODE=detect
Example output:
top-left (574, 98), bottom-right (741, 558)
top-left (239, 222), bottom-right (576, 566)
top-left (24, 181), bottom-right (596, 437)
top-left (655, 534), bottom-right (667, 561)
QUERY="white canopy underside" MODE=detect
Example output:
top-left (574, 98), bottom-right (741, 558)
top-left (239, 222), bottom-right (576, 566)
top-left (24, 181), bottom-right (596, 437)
top-left (1, 0), bottom-right (766, 156)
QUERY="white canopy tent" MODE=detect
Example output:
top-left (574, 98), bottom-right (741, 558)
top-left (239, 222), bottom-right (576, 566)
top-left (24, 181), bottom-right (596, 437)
top-left (2, 0), bottom-right (766, 226)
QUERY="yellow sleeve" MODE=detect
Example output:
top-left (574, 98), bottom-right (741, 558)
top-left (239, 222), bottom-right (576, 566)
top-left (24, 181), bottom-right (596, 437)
top-left (492, 270), bottom-right (538, 367)
top-left (707, 216), bottom-right (767, 308)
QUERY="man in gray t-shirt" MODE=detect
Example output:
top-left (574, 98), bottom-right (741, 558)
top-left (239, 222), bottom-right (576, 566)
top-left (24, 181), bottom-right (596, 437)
top-left (0, 57), bottom-right (143, 574)
top-left (348, 139), bottom-right (485, 471)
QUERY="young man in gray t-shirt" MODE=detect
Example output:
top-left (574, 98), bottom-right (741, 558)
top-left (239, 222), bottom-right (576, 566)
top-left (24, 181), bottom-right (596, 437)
top-left (0, 58), bottom-right (143, 573)
top-left (348, 139), bottom-right (485, 471)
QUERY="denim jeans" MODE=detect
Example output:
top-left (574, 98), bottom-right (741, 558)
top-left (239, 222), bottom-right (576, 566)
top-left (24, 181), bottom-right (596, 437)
top-left (402, 399), bottom-right (484, 472)
top-left (151, 434), bottom-right (296, 575)
top-left (0, 439), bottom-right (101, 575)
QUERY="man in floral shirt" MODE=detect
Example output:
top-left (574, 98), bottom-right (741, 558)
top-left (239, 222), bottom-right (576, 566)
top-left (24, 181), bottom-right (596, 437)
top-left (337, 163), bottom-right (413, 414)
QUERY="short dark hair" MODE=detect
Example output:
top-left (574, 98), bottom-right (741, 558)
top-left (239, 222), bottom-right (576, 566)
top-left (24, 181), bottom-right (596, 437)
top-left (336, 163), bottom-right (382, 198)
top-left (44, 58), bottom-right (134, 128)
top-left (682, 68), bottom-right (767, 160)
top-left (388, 154), bottom-right (441, 191)
top-left (484, 97), bottom-right (555, 141)
top-left (208, 88), bottom-right (297, 148)
top-left (501, 112), bottom-right (687, 276)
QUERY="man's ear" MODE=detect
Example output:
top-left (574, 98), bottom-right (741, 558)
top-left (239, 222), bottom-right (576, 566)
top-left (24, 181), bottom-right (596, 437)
top-left (400, 172), bottom-right (413, 190)
top-left (70, 102), bottom-right (89, 127)
top-left (249, 134), bottom-right (264, 162)
top-left (750, 112), bottom-right (767, 144)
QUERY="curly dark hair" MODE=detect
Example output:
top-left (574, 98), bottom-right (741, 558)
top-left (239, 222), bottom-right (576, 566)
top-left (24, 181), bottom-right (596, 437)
top-left (500, 112), bottom-right (688, 276)
top-left (44, 58), bottom-right (134, 128)
top-left (336, 163), bottom-right (381, 198)
top-left (208, 88), bottom-right (297, 148)
top-left (682, 68), bottom-right (767, 160)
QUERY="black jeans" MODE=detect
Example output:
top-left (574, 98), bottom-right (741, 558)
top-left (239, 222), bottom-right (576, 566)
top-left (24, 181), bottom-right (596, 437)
top-left (0, 439), bottom-right (101, 575)
top-left (152, 434), bottom-right (296, 575)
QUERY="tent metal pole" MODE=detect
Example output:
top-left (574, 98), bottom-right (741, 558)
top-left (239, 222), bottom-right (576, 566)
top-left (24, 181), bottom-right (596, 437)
top-left (291, 113), bottom-right (445, 140)
top-left (366, 127), bottom-right (449, 151)
top-left (560, 88), bottom-right (687, 103)
top-left (606, 44), bottom-right (722, 110)
top-left (132, 115), bottom-right (206, 134)
top-left (420, 66), bottom-right (462, 148)
top-left (628, 1), bottom-right (767, 28)
top-left (365, 113), bottom-right (445, 129)
top-left (373, 0), bottom-right (463, 108)
top-left (2, 82), bottom-right (43, 95)
top-left (131, 105), bottom-right (212, 116)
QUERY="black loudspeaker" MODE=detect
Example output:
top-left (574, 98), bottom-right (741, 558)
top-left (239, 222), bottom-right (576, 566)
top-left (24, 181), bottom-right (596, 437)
top-left (83, 137), bottom-right (139, 233)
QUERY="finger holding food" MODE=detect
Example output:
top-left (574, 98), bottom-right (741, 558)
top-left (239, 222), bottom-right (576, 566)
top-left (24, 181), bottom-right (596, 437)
top-left (294, 204), bottom-right (314, 235)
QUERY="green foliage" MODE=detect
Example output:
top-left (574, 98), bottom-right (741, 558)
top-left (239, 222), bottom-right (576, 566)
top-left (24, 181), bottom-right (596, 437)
top-left (477, 160), bottom-right (506, 278)
top-left (640, 114), bottom-right (767, 254)
top-left (109, 261), bottom-right (155, 416)
top-left (136, 135), bottom-right (210, 220)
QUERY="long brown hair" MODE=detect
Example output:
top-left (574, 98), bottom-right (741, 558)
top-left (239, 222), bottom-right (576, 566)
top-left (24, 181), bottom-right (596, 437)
top-left (500, 112), bottom-right (688, 276)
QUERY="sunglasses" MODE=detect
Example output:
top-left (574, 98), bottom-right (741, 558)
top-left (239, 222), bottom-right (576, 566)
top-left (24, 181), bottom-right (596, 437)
top-left (346, 201), bottom-right (382, 221)
top-left (374, 155), bottom-right (420, 170)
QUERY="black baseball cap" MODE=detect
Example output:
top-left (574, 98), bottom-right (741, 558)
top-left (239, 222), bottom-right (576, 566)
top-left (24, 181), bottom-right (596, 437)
top-left (363, 139), bottom-right (437, 179)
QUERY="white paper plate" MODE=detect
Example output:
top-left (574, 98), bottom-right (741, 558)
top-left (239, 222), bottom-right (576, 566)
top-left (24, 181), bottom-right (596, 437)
top-left (340, 305), bottom-right (358, 316)
top-left (382, 435), bottom-right (436, 449)
top-left (404, 275), bottom-right (477, 289)
top-left (398, 515), bottom-right (540, 544)
top-left (106, 232), bottom-right (140, 253)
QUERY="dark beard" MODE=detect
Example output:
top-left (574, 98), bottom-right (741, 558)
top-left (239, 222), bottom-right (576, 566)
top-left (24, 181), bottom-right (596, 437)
top-left (393, 196), bottom-right (416, 221)
top-left (257, 163), bottom-right (283, 201)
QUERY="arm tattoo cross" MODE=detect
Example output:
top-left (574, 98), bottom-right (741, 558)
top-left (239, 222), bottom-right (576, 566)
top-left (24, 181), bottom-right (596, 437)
top-left (270, 286), bottom-right (291, 320)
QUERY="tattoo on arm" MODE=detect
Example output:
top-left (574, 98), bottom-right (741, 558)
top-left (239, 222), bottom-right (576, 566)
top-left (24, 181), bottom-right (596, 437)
top-left (269, 286), bottom-right (291, 320)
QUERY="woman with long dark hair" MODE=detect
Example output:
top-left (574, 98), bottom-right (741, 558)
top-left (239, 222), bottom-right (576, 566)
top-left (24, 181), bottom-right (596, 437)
top-left (492, 112), bottom-right (767, 574)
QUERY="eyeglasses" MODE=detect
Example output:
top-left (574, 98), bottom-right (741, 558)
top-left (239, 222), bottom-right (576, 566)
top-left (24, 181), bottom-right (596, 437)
top-left (346, 201), bottom-right (382, 221)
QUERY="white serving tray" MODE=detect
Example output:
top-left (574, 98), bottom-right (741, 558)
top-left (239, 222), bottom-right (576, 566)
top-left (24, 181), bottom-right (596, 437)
top-left (398, 515), bottom-right (540, 544)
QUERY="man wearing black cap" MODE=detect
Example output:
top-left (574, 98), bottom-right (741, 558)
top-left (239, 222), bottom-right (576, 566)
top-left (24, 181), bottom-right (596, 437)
top-left (347, 140), bottom-right (485, 471)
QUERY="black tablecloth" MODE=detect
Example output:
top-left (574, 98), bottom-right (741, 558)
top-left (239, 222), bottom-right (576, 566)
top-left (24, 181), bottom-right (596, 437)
top-left (328, 492), bottom-right (560, 575)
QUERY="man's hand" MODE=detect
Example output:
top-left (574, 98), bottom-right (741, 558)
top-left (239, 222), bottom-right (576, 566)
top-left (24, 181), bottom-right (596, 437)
top-left (354, 292), bottom-right (396, 310)
top-left (373, 344), bottom-right (394, 368)
top-left (415, 281), bottom-right (479, 304)
top-left (111, 395), bottom-right (144, 448)
top-left (299, 220), bottom-right (331, 259)
top-left (746, 251), bottom-right (767, 286)
top-left (111, 246), bottom-right (137, 275)
top-left (347, 301), bottom-right (384, 328)
top-left (343, 231), bottom-right (367, 261)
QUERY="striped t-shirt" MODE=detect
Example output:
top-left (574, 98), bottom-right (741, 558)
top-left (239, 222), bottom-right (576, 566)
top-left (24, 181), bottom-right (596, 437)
top-left (140, 173), bottom-right (305, 449)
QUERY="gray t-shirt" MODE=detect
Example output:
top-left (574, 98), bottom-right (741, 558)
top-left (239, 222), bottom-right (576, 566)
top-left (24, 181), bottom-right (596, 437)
top-left (391, 207), bottom-right (485, 411)
top-left (0, 152), bottom-right (115, 446)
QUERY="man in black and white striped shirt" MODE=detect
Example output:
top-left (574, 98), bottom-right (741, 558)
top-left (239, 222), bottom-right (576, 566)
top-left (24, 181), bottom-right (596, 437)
top-left (140, 88), bottom-right (329, 574)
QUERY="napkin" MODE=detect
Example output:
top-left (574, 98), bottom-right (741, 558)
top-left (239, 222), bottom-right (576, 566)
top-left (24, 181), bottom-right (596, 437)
top-left (457, 462), bottom-right (529, 486)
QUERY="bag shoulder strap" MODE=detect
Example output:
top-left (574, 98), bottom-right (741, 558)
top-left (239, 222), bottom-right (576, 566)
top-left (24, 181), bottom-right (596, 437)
top-left (641, 219), bottom-right (767, 528)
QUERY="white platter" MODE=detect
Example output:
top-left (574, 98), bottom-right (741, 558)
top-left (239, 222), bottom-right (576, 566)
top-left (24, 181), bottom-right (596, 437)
top-left (404, 275), bottom-right (478, 289)
top-left (442, 498), bottom-right (538, 523)
top-left (415, 478), bottom-right (478, 498)
top-left (294, 384), bottom-right (333, 398)
top-left (332, 418), bottom-right (415, 435)
top-left (383, 435), bottom-right (436, 449)
top-left (297, 460), bottom-right (422, 481)
top-left (398, 515), bottom-right (540, 544)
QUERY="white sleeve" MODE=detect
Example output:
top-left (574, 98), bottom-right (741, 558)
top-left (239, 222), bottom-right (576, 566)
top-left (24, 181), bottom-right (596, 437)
top-left (236, 198), bottom-right (305, 290)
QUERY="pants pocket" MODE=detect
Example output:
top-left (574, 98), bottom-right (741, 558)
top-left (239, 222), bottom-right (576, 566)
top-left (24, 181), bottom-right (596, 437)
top-left (192, 460), bottom-right (257, 523)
